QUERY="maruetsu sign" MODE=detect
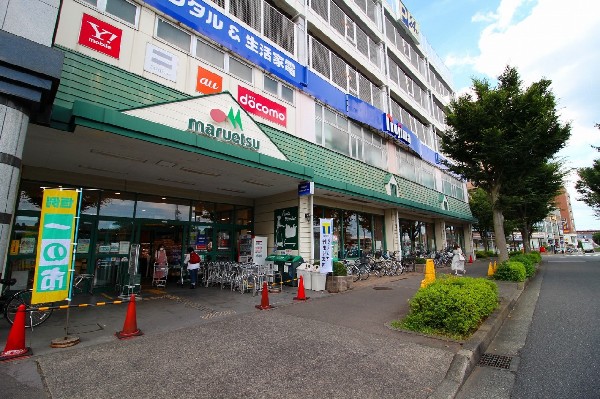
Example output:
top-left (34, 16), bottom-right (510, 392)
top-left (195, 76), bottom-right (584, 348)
top-left (187, 107), bottom-right (261, 150)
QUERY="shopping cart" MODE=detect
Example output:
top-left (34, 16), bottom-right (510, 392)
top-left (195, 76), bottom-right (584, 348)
top-left (152, 263), bottom-right (168, 288)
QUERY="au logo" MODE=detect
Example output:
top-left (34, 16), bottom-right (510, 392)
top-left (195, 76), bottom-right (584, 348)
top-left (210, 108), bottom-right (243, 131)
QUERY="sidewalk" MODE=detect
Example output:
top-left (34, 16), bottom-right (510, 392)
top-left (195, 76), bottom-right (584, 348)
top-left (0, 258), bottom-right (524, 399)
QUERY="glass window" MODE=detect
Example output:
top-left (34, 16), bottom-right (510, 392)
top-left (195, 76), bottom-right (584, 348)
top-left (192, 201), bottom-right (215, 223)
top-left (315, 117), bottom-right (322, 144)
top-left (135, 195), bottom-right (191, 221)
top-left (343, 211), bottom-right (359, 258)
top-left (81, 189), bottom-right (100, 215)
top-left (358, 213), bottom-right (373, 255)
top-left (189, 225), bottom-right (214, 256)
top-left (281, 85), bottom-right (294, 103)
top-left (157, 18), bottom-right (191, 52)
top-left (264, 75), bottom-right (278, 95)
top-left (235, 207), bottom-right (253, 225)
top-left (99, 191), bottom-right (135, 218)
top-left (325, 124), bottom-right (349, 156)
top-left (96, 219), bottom-right (133, 255)
top-left (373, 215), bottom-right (384, 251)
top-left (106, 0), bottom-right (137, 25)
top-left (17, 181), bottom-right (43, 211)
top-left (11, 215), bottom-right (40, 255)
top-left (215, 203), bottom-right (234, 224)
top-left (196, 40), bottom-right (225, 69)
top-left (229, 57), bottom-right (252, 82)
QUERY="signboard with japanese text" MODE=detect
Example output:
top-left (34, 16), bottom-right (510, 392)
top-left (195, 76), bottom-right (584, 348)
top-left (320, 219), bottom-right (333, 274)
top-left (252, 236), bottom-right (268, 266)
top-left (144, 0), bottom-right (305, 88)
top-left (31, 189), bottom-right (79, 304)
top-left (298, 181), bottom-right (314, 196)
top-left (78, 13), bottom-right (122, 58)
top-left (238, 86), bottom-right (287, 127)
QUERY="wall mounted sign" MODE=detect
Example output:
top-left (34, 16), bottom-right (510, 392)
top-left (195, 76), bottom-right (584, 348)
top-left (382, 113), bottom-right (411, 145)
top-left (144, 42), bottom-right (179, 82)
top-left (188, 107), bottom-right (261, 150)
top-left (238, 86), bottom-right (287, 127)
top-left (144, 0), bottom-right (306, 88)
top-left (274, 207), bottom-right (298, 251)
top-left (78, 13), bottom-right (122, 58)
top-left (298, 181), bottom-right (314, 196)
top-left (196, 66), bottom-right (223, 94)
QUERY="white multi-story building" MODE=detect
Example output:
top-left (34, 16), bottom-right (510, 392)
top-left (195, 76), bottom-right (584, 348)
top-left (0, 0), bottom-right (475, 291)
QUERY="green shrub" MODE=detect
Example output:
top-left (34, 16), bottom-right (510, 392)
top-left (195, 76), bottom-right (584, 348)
top-left (475, 250), bottom-right (488, 259)
top-left (494, 261), bottom-right (526, 282)
top-left (332, 261), bottom-right (347, 276)
top-left (527, 251), bottom-right (542, 263)
top-left (508, 254), bottom-right (536, 277)
top-left (415, 257), bottom-right (427, 264)
top-left (398, 277), bottom-right (498, 338)
top-left (485, 250), bottom-right (497, 258)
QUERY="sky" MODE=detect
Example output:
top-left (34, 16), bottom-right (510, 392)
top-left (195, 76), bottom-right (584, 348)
top-left (401, 0), bottom-right (600, 230)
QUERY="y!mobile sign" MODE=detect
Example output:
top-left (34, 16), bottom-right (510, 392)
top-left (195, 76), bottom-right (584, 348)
top-left (78, 14), bottom-right (122, 59)
top-left (238, 86), bottom-right (287, 127)
top-left (144, 0), bottom-right (305, 88)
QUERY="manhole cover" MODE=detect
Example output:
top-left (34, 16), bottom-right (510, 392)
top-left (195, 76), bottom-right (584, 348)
top-left (373, 286), bottom-right (393, 290)
top-left (479, 353), bottom-right (512, 369)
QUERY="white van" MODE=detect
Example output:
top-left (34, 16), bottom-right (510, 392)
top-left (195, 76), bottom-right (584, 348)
top-left (582, 242), bottom-right (595, 253)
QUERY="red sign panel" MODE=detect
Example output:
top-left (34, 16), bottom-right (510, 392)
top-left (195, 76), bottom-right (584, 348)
top-left (78, 14), bottom-right (122, 59)
top-left (238, 86), bottom-right (287, 127)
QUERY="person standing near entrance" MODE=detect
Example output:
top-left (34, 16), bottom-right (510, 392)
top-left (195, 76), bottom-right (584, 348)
top-left (185, 246), bottom-right (200, 289)
top-left (451, 244), bottom-right (466, 275)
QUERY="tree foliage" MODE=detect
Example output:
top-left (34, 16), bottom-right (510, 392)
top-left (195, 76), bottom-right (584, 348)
top-left (576, 124), bottom-right (600, 217)
top-left (442, 66), bottom-right (571, 261)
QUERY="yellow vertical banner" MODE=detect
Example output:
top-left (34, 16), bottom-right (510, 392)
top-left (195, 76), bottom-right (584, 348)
top-left (31, 189), bottom-right (78, 304)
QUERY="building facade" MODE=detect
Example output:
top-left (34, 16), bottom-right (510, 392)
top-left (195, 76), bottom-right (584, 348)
top-left (1, 0), bottom-right (475, 291)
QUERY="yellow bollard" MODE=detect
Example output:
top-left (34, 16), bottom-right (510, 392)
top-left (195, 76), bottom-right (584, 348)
top-left (420, 259), bottom-right (436, 288)
top-left (487, 261), bottom-right (494, 277)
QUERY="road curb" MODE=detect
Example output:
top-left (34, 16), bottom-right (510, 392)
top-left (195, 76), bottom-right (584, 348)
top-left (428, 279), bottom-right (526, 399)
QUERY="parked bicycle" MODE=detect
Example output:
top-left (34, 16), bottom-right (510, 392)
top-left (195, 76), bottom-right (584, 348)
top-left (0, 278), bottom-right (53, 328)
top-left (341, 259), bottom-right (369, 282)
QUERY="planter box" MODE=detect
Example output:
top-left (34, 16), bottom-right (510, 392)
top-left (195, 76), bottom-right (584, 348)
top-left (326, 275), bottom-right (353, 293)
top-left (311, 271), bottom-right (327, 291)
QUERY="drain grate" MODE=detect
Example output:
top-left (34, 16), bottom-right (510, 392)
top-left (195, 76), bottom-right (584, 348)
top-left (479, 353), bottom-right (512, 369)
top-left (372, 286), bottom-right (393, 290)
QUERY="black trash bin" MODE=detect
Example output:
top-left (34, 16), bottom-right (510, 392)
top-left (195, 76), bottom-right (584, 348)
top-left (284, 255), bottom-right (304, 286)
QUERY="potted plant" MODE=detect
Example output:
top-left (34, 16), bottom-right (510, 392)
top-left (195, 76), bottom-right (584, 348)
top-left (325, 261), bottom-right (353, 293)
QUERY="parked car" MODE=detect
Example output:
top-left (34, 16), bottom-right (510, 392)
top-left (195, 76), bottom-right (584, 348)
top-left (582, 242), bottom-right (595, 253)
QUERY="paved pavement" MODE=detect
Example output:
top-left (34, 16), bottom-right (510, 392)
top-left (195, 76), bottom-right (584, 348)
top-left (0, 258), bottom-right (530, 399)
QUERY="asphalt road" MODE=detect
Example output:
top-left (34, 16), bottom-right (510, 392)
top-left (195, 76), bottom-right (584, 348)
top-left (457, 253), bottom-right (600, 398)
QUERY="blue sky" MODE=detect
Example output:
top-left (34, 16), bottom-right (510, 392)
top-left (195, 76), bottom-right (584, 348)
top-left (402, 0), bottom-right (600, 230)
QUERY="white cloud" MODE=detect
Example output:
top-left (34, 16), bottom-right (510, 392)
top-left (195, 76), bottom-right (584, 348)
top-left (461, 0), bottom-right (600, 229)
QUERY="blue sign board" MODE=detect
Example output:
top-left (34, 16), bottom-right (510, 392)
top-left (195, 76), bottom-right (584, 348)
top-left (145, 0), bottom-right (306, 87)
top-left (298, 181), bottom-right (314, 196)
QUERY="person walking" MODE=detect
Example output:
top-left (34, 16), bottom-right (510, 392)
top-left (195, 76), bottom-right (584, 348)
top-left (184, 246), bottom-right (201, 289)
top-left (451, 243), bottom-right (466, 275)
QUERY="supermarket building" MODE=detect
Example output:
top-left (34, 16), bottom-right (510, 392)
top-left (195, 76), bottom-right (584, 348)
top-left (1, 0), bottom-right (475, 290)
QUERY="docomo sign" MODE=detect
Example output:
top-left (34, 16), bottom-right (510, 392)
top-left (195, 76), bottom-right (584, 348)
top-left (238, 86), bottom-right (287, 127)
top-left (78, 14), bottom-right (122, 59)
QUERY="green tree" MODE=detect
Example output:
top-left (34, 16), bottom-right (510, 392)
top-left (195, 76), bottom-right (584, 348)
top-left (469, 188), bottom-right (493, 251)
top-left (501, 161), bottom-right (566, 252)
top-left (576, 124), bottom-right (600, 217)
top-left (593, 232), bottom-right (600, 245)
top-left (441, 66), bottom-right (571, 262)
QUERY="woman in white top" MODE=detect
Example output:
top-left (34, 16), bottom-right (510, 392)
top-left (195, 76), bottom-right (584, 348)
top-left (184, 246), bottom-right (200, 289)
top-left (451, 244), bottom-right (466, 275)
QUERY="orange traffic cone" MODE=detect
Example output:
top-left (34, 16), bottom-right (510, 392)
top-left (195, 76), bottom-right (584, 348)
top-left (0, 304), bottom-right (32, 361)
top-left (255, 282), bottom-right (274, 310)
top-left (468, 255), bottom-right (473, 263)
top-left (116, 295), bottom-right (143, 339)
top-left (293, 275), bottom-right (310, 301)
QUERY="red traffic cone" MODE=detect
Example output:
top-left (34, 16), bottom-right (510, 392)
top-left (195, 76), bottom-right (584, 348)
top-left (116, 295), bottom-right (143, 339)
top-left (255, 282), bottom-right (274, 310)
top-left (0, 304), bottom-right (32, 361)
top-left (293, 275), bottom-right (310, 301)
top-left (468, 255), bottom-right (473, 264)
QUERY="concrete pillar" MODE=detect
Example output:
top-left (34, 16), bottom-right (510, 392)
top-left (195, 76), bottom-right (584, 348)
top-left (463, 223), bottom-right (474, 259)
top-left (0, 96), bottom-right (29, 274)
top-left (384, 208), bottom-right (400, 254)
top-left (434, 219), bottom-right (446, 251)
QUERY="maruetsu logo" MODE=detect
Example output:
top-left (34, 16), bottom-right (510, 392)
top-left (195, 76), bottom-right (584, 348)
top-left (187, 108), bottom-right (260, 151)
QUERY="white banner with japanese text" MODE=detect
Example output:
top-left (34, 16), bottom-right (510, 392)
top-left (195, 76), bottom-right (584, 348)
top-left (319, 219), bottom-right (333, 274)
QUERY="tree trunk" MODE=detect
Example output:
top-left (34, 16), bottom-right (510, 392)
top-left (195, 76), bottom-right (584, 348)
top-left (490, 186), bottom-right (509, 262)
top-left (521, 226), bottom-right (532, 253)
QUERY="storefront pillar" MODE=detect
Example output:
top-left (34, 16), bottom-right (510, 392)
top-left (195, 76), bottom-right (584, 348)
top-left (384, 209), bottom-right (400, 254)
top-left (463, 224), bottom-right (474, 259)
top-left (298, 194), bottom-right (312, 263)
top-left (434, 219), bottom-right (446, 251)
top-left (0, 98), bottom-right (29, 273)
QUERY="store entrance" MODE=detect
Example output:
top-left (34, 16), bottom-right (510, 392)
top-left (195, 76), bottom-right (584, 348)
top-left (136, 221), bottom-right (185, 284)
